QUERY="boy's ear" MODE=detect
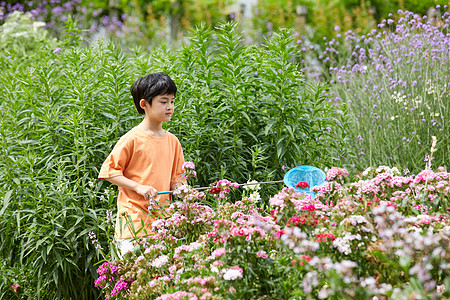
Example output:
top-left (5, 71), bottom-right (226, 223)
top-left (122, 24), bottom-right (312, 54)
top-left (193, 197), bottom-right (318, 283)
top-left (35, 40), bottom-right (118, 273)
top-left (139, 99), bottom-right (149, 110)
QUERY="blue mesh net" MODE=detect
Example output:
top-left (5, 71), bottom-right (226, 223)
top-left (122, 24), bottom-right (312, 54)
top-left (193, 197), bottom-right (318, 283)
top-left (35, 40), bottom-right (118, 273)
top-left (283, 166), bottom-right (326, 197)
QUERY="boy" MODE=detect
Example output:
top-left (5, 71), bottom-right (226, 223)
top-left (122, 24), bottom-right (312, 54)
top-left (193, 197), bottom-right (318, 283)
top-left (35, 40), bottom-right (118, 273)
top-left (98, 72), bottom-right (186, 255)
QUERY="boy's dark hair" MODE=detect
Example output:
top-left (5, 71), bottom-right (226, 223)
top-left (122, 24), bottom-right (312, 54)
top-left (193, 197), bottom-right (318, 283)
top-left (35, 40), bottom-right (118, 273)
top-left (131, 72), bottom-right (177, 114)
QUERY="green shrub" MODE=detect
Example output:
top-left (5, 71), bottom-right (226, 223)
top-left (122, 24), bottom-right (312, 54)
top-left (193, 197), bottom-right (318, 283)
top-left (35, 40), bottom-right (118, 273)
top-left (0, 20), bottom-right (349, 298)
top-left (0, 11), bottom-right (57, 55)
top-left (165, 23), bottom-right (348, 194)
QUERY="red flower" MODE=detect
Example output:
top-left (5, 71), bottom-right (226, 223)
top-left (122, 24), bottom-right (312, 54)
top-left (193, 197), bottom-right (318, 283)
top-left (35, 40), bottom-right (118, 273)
top-left (288, 213), bottom-right (319, 227)
top-left (292, 255), bottom-right (312, 266)
top-left (295, 181), bottom-right (309, 189)
top-left (316, 233), bottom-right (335, 242)
top-left (209, 187), bottom-right (222, 194)
top-left (274, 229), bottom-right (285, 238)
top-left (301, 203), bottom-right (315, 212)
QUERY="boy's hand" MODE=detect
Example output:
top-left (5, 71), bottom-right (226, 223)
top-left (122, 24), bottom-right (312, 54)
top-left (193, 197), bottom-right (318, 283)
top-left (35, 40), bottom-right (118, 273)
top-left (135, 185), bottom-right (158, 200)
top-left (170, 182), bottom-right (185, 191)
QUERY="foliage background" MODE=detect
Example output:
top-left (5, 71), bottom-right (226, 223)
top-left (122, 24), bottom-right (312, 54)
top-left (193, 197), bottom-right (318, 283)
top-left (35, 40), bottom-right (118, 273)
top-left (2, 0), bottom-right (450, 47)
top-left (1, 0), bottom-right (449, 299)
top-left (0, 15), bottom-right (346, 298)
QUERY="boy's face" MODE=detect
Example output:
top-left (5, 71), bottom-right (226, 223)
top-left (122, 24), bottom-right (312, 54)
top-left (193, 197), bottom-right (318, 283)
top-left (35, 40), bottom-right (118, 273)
top-left (141, 94), bottom-right (175, 123)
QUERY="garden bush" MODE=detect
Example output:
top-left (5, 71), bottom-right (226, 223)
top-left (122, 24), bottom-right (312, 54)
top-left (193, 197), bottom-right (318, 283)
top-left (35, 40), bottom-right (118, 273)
top-left (92, 162), bottom-right (450, 299)
top-left (0, 15), bottom-right (346, 298)
top-left (166, 22), bottom-right (348, 193)
top-left (0, 0), bottom-right (126, 41)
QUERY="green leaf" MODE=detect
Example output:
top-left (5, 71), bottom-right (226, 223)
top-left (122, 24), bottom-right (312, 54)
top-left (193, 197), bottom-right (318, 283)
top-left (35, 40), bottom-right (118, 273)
top-left (0, 190), bottom-right (12, 216)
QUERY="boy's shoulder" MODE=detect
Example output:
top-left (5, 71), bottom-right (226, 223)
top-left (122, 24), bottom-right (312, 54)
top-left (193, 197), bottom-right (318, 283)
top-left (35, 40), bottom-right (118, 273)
top-left (119, 127), bottom-right (179, 143)
top-left (165, 130), bottom-right (182, 144)
top-left (165, 130), bottom-right (177, 138)
top-left (118, 126), bottom-right (140, 141)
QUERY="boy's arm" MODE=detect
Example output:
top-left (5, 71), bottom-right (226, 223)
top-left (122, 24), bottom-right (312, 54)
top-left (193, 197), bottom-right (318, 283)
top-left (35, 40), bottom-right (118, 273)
top-left (105, 175), bottom-right (158, 200)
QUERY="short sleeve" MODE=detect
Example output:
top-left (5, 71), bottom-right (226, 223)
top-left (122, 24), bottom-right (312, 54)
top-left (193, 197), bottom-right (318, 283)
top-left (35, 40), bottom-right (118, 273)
top-left (98, 135), bottom-right (133, 180)
top-left (170, 138), bottom-right (186, 185)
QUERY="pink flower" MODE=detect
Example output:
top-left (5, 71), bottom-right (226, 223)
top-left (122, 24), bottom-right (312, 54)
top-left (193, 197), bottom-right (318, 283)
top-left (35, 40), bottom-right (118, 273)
top-left (152, 254), bottom-right (169, 268)
top-left (11, 283), bottom-right (19, 293)
top-left (94, 275), bottom-right (107, 288)
top-left (301, 203), bottom-right (315, 212)
top-left (211, 248), bottom-right (226, 258)
top-left (156, 291), bottom-right (197, 300)
top-left (256, 251), bottom-right (268, 258)
top-left (110, 280), bottom-right (130, 296)
top-left (223, 268), bottom-right (243, 280)
top-left (182, 161), bottom-right (195, 170)
top-left (326, 167), bottom-right (348, 181)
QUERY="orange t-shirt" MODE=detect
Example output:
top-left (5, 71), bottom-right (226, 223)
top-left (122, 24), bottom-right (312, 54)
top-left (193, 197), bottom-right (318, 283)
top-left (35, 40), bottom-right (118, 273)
top-left (98, 127), bottom-right (185, 239)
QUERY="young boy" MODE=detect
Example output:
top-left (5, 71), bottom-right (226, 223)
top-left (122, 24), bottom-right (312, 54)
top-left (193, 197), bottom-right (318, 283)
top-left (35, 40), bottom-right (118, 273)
top-left (98, 72), bottom-right (186, 255)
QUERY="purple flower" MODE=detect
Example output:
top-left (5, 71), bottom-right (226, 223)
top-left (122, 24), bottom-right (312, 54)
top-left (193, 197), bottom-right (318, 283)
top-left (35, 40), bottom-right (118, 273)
top-left (53, 47), bottom-right (61, 54)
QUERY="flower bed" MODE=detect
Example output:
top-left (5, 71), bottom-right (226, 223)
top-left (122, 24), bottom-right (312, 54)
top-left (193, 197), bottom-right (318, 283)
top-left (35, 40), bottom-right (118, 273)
top-left (95, 164), bottom-right (449, 299)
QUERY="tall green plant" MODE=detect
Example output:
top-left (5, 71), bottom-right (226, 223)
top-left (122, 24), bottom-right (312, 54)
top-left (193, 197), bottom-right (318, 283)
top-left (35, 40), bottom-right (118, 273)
top-left (0, 19), bottom-right (350, 298)
top-left (166, 23), bottom-right (349, 194)
top-left (0, 20), bottom-right (124, 299)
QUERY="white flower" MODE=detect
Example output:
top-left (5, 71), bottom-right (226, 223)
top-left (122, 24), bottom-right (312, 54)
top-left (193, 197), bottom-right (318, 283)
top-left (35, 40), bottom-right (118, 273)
top-left (32, 21), bottom-right (46, 31)
top-left (223, 269), bottom-right (243, 280)
top-left (151, 255), bottom-right (169, 268)
top-left (249, 192), bottom-right (261, 202)
top-left (243, 180), bottom-right (261, 191)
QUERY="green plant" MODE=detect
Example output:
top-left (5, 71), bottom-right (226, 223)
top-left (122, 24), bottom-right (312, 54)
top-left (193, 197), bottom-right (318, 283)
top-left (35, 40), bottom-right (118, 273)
top-left (0, 11), bottom-right (57, 56)
top-left (94, 164), bottom-right (450, 299)
top-left (0, 23), bottom-right (124, 299)
top-left (325, 8), bottom-right (450, 173)
top-left (0, 19), bottom-right (349, 298)
top-left (165, 22), bottom-right (348, 196)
